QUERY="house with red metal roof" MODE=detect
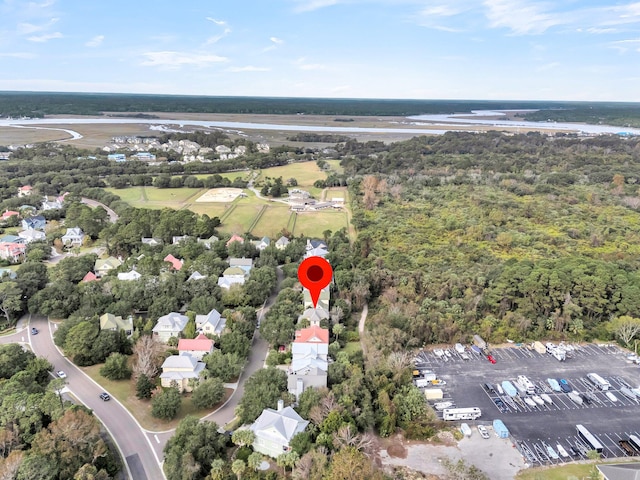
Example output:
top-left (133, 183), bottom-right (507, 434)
top-left (178, 334), bottom-right (215, 360)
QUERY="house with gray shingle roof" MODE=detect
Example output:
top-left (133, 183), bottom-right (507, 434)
top-left (250, 400), bottom-right (309, 458)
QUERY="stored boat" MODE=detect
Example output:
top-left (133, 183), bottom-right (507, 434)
top-left (547, 378), bottom-right (561, 392)
top-left (568, 392), bottom-right (583, 405)
top-left (540, 393), bottom-right (553, 404)
top-left (557, 444), bottom-right (569, 458)
top-left (531, 395), bottom-right (545, 406)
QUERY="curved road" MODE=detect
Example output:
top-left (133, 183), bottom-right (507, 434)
top-left (81, 197), bottom-right (119, 223)
top-left (0, 317), bottom-right (164, 480)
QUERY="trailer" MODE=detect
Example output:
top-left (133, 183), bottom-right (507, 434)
top-left (442, 407), bottom-right (482, 420)
top-left (473, 335), bottom-right (487, 350)
top-left (619, 440), bottom-right (637, 456)
top-left (415, 377), bottom-right (436, 388)
top-left (424, 388), bottom-right (444, 400)
top-left (533, 341), bottom-right (546, 354)
top-left (493, 419), bottom-right (509, 438)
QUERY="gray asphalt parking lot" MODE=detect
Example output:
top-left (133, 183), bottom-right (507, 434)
top-left (415, 343), bottom-right (640, 466)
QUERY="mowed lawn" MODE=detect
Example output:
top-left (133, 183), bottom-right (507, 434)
top-left (81, 364), bottom-right (232, 431)
top-left (256, 162), bottom-right (326, 188)
top-left (106, 186), bottom-right (205, 209)
top-left (515, 462), bottom-right (627, 480)
top-left (251, 205), bottom-right (293, 237)
top-left (293, 210), bottom-right (349, 238)
top-left (193, 171), bottom-right (250, 182)
top-left (217, 203), bottom-right (265, 235)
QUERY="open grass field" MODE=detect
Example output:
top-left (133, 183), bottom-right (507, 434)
top-left (250, 205), bottom-right (292, 237)
top-left (256, 162), bottom-right (325, 187)
top-left (82, 364), bottom-right (232, 431)
top-left (325, 159), bottom-right (344, 173)
top-left (292, 210), bottom-right (349, 238)
top-left (105, 163), bottom-right (351, 238)
top-left (193, 171), bottom-right (250, 182)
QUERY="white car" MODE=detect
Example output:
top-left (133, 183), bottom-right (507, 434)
top-left (477, 425), bottom-right (490, 439)
top-left (57, 371), bottom-right (67, 379)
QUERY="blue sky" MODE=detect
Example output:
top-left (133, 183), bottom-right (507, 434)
top-left (1, 0), bottom-right (640, 101)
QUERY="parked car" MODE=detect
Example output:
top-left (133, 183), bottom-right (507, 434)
top-left (559, 379), bottom-right (572, 393)
top-left (487, 355), bottom-right (497, 364)
top-left (477, 425), bottom-right (490, 439)
top-left (56, 371), bottom-right (67, 379)
top-left (31, 327), bottom-right (38, 335)
top-left (99, 393), bottom-right (111, 401)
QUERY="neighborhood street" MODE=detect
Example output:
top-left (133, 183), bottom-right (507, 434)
top-left (0, 317), bottom-right (164, 480)
top-left (81, 197), bottom-right (119, 223)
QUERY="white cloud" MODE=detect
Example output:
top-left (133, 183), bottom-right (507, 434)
top-left (140, 51), bottom-right (228, 68)
top-left (17, 17), bottom-right (58, 35)
top-left (536, 61), bottom-right (560, 72)
top-left (263, 36), bottom-right (285, 52)
top-left (0, 52), bottom-right (36, 58)
top-left (206, 17), bottom-right (227, 26)
top-left (292, 0), bottom-right (340, 13)
top-left (85, 35), bottom-right (104, 47)
top-left (227, 65), bottom-right (270, 72)
top-left (27, 31), bottom-right (62, 42)
top-left (483, 0), bottom-right (566, 35)
top-left (420, 4), bottom-right (462, 17)
top-left (270, 37), bottom-right (284, 45)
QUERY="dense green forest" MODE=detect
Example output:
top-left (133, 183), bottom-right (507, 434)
top-left (2, 92), bottom-right (640, 126)
top-left (334, 132), bottom-right (640, 350)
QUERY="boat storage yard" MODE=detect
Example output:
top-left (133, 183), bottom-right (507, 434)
top-left (413, 342), bottom-right (640, 466)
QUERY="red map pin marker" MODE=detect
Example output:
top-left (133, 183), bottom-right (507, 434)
top-left (298, 256), bottom-right (333, 308)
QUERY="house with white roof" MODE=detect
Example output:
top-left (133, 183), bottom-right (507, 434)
top-left (18, 228), bottom-right (46, 244)
top-left (117, 270), bottom-right (141, 281)
top-left (252, 237), bottom-right (271, 251)
top-left (187, 271), bottom-right (207, 281)
top-left (298, 307), bottom-right (330, 326)
top-left (288, 325), bottom-right (329, 398)
top-left (152, 312), bottom-right (189, 343)
top-left (141, 237), bottom-right (162, 247)
top-left (275, 236), bottom-right (290, 250)
top-left (197, 235), bottom-right (219, 249)
top-left (160, 353), bottom-right (206, 392)
top-left (61, 227), bottom-right (85, 247)
top-left (250, 400), bottom-right (309, 458)
top-left (195, 309), bottom-right (226, 337)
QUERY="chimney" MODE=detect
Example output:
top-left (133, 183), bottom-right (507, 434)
top-left (277, 399), bottom-right (284, 412)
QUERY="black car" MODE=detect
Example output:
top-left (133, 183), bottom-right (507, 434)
top-left (485, 383), bottom-right (496, 394)
top-left (558, 379), bottom-right (572, 393)
top-left (31, 327), bottom-right (38, 335)
top-left (99, 393), bottom-right (111, 401)
top-left (493, 398), bottom-right (507, 413)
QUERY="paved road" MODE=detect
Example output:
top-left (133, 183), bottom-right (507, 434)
top-left (81, 197), bottom-right (119, 223)
top-left (0, 316), bottom-right (164, 480)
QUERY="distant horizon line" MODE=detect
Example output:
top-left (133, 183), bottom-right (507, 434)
top-left (1, 90), bottom-right (640, 106)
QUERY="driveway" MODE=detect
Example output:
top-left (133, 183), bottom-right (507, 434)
top-left (81, 197), bottom-right (119, 223)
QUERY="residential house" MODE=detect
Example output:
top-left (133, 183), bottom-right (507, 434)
top-left (107, 153), bottom-right (126, 162)
top-left (217, 266), bottom-right (246, 289)
top-left (303, 287), bottom-right (330, 311)
top-left (0, 242), bottom-right (26, 263)
top-left (94, 256), bottom-right (122, 277)
top-left (159, 353), bottom-right (206, 392)
top-left (61, 227), bottom-right (85, 247)
top-left (252, 237), bottom-right (271, 251)
top-left (0, 235), bottom-right (23, 245)
top-left (306, 239), bottom-right (327, 251)
top-left (18, 228), bottom-right (46, 244)
top-left (1, 210), bottom-right (19, 222)
top-left (229, 257), bottom-right (253, 275)
top-left (305, 245), bottom-right (329, 259)
top-left (41, 196), bottom-right (64, 211)
top-left (298, 307), bottom-right (330, 326)
top-left (132, 152), bottom-right (156, 161)
top-left (141, 237), bottom-right (162, 247)
top-left (164, 254), bottom-right (184, 271)
top-left (195, 308), bottom-right (226, 337)
top-left (81, 272), bottom-right (98, 283)
top-left (172, 235), bottom-right (190, 245)
top-left (226, 234), bottom-right (244, 246)
top-left (178, 334), bottom-right (214, 361)
top-left (250, 400), bottom-right (309, 458)
top-left (117, 270), bottom-right (142, 281)
top-left (187, 271), bottom-right (206, 281)
top-left (21, 215), bottom-right (46, 231)
top-left (197, 235), bottom-right (219, 249)
top-left (275, 236), bottom-right (290, 250)
top-left (152, 312), bottom-right (189, 343)
top-left (288, 325), bottom-right (329, 398)
top-left (18, 185), bottom-right (33, 197)
top-left (99, 313), bottom-right (133, 336)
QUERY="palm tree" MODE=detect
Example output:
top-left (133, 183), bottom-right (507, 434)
top-left (209, 459), bottom-right (225, 480)
top-left (231, 459), bottom-right (246, 480)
